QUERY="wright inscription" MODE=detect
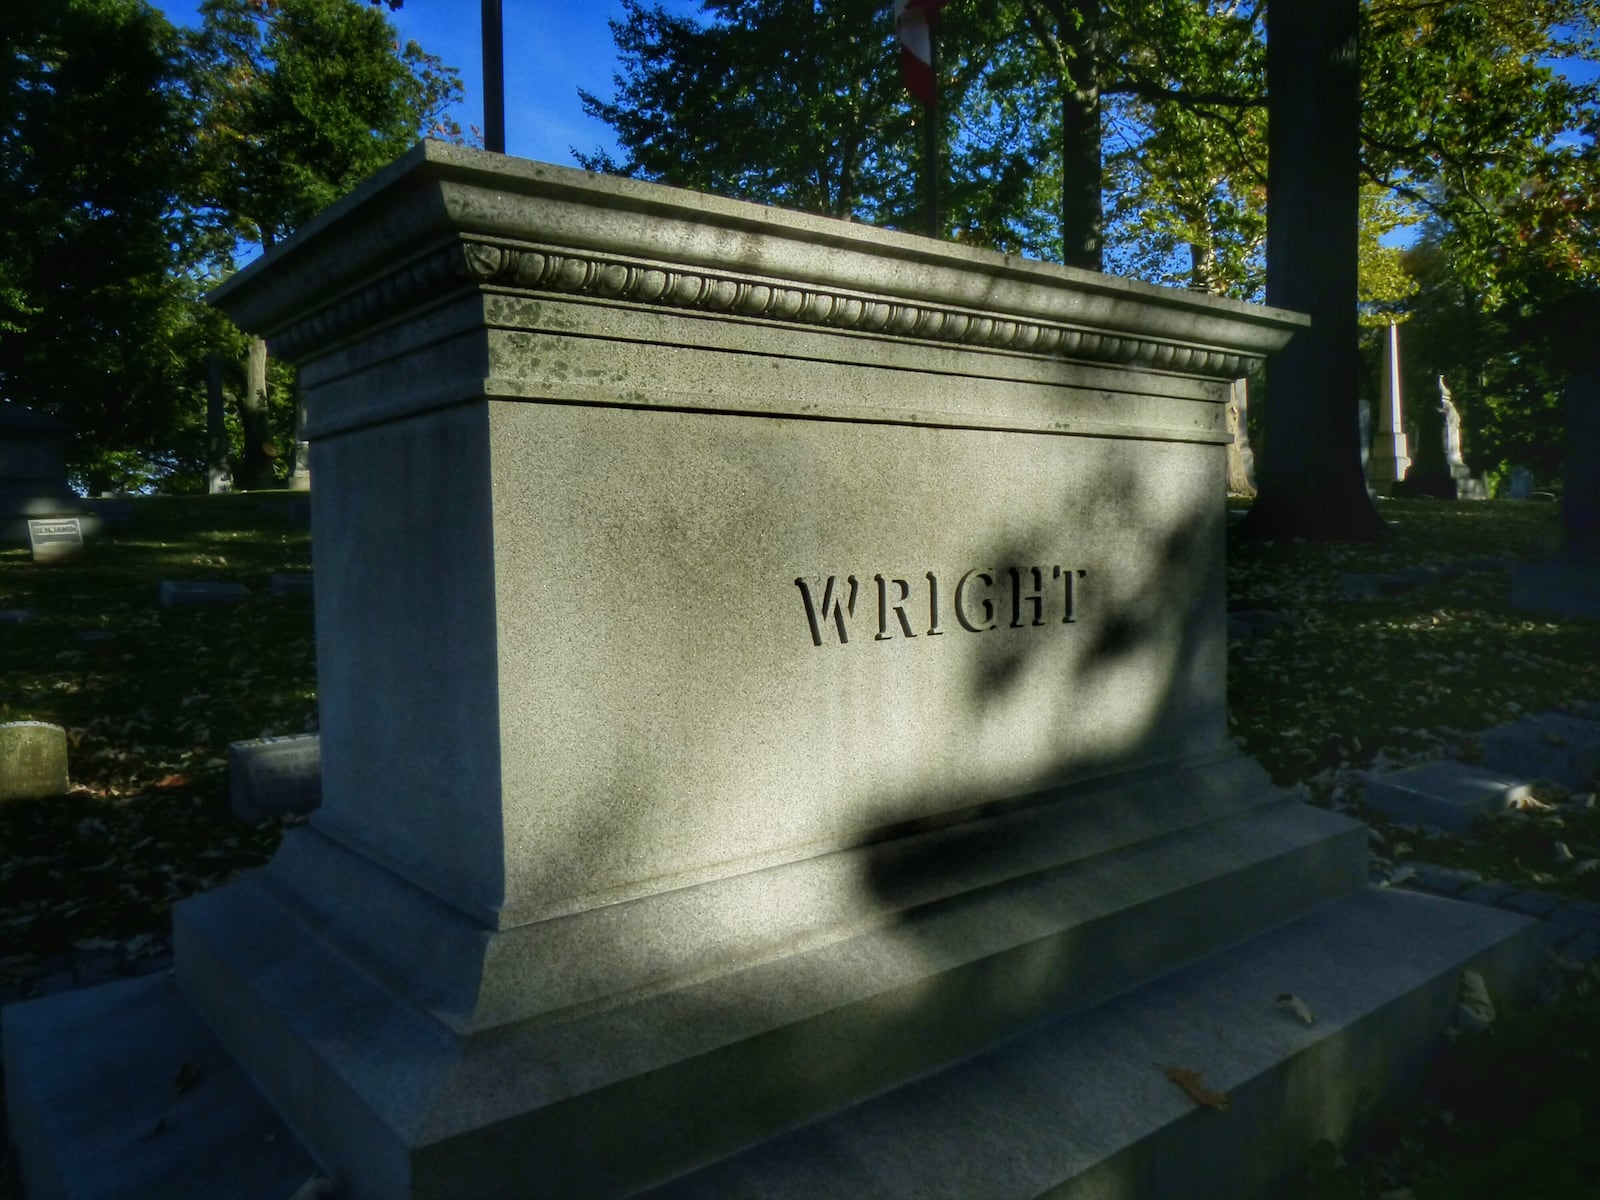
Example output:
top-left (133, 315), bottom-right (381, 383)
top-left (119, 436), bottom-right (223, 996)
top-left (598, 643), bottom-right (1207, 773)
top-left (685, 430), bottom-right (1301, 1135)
top-left (796, 566), bottom-right (1088, 647)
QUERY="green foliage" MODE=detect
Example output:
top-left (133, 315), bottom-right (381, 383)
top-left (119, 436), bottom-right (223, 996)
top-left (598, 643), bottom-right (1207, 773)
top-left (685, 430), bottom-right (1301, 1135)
top-left (1388, 238), bottom-right (1572, 482)
top-left (1362, 0), bottom-right (1600, 311)
top-left (0, 0), bottom-right (462, 493)
top-left (1101, 1), bottom-right (1269, 295)
top-left (578, 0), bottom-right (918, 224)
top-left (0, 0), bottom-right (230, 489)
top-left (189, 0), bottom-right (464, 250)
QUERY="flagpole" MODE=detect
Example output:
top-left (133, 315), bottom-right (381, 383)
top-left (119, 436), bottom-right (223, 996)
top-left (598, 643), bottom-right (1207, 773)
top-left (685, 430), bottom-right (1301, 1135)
top-left (925, 21), bottom-right (939, 239)
top-left (482, 0), bottom-right (505, 153)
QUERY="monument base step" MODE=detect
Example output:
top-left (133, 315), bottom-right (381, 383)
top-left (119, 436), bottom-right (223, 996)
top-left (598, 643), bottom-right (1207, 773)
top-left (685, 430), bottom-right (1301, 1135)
top-left (5, 887), bottom-right (1536, 1200)
top-left (2, 971), bottom-right (319, 1200)
top-left (645, 886), bottom-right (1537, 1200)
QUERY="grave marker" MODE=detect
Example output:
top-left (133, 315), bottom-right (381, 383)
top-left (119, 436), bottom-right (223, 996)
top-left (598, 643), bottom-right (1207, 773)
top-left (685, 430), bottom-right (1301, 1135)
top-left (26, 517), bottom-right (85, 563)
top-left (0, 721), bottom-right (69, 801)
top-left (0, 403), bottom-right (86, 543)
top-left (229, 734), bottom-right (322, 821)
top-left (4, 143), bottom-right (1542, 1200)
top-left (1367, 319), bottom-right (1411, 490)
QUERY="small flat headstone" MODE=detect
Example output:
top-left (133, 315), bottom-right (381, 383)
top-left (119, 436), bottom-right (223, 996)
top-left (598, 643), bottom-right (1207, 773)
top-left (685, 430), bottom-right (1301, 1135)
top-left (0, 609), bottom-right (35, 624)
top-left (228, 733), bottom-right (321, 821)
top-left (159, 580), bottom-right (251, 608)
top-left (27, 517), bottom-right (85, 563)
top-left (1479, 714), bottom-right (1600, 790)
top-left (1362, 759), bottom-right (1534, 832)
top-left (269, 573), bottom-right (313, 597)
top-left (0, 721), bottom-right (70, 801)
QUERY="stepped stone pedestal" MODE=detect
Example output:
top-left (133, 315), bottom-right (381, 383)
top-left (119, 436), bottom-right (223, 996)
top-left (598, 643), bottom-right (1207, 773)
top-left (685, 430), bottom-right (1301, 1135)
top-left (3, 143), bottom-right (1540, 1199)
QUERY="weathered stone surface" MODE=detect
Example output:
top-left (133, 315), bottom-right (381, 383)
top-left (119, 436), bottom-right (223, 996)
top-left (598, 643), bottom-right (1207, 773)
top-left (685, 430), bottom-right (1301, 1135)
top-left (1362, 759), bottom-right (1535, 832)
top-left (4, 143), bottom-right (1543, 1200)
top-left (3, 975), bottom-right (320, 1200)
top-left (0, 721), bottom-right (69, 801)
top-left (228, 733), bottom-right (321, 821)
top-left (0, 402), bottom-right (83, 543)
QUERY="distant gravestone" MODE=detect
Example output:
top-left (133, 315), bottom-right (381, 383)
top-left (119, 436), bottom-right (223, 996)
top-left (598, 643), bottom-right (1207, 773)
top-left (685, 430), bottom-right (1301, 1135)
top-left (0, 403), bottom-right (84, 543)
top-left (1440, 381), bottom-right (1488, 499)
top-left (229, 734), bottom-right (321, 821)
top-left (1225, 378), bottom-right (1255, 496)
top-left (1367, 320), bottom-right (1411, 491)
top-left (158, 580), bottom-right (251, 608)
top-left (27, 517), bottom-right (85, 563)
top-left (0, 722), bottom-right (70, 801)
top-left (269, 573), bottom-right (313, 597)
top-left (1508, 465), bottom-right (1534, 500)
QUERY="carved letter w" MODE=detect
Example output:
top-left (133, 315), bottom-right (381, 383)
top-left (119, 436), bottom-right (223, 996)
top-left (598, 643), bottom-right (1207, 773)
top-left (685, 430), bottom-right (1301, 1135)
top-left (795, 575), bottom-right (859, 646)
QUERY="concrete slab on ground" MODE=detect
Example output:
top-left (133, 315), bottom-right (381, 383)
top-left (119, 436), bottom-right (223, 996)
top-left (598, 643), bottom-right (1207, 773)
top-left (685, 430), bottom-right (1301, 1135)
top-left (1361, 758), bottom-right (1534, 831)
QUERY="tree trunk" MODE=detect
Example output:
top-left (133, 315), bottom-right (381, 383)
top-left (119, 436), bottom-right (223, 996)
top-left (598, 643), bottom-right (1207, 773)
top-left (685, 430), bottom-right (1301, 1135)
top-left (1240, 0), bottom-right (1385, 540)
top-left (1059, 0), bottom-right (1101, 271)
top-left (206, 351), bottom-right (231, 493)
top-left (238, 333), bottom-right (276, 490)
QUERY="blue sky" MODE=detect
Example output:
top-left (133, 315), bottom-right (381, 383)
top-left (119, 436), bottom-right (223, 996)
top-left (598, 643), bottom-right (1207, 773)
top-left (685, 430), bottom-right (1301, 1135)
top-left (150, 1), bottom-right (701, 167)
top-left (151, 2), bottom-right (1597, 172)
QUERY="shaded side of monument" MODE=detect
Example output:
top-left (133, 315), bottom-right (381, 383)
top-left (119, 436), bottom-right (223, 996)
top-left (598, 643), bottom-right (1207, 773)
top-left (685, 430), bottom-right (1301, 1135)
top-left (3, 144), bottom-right (1540, 1200)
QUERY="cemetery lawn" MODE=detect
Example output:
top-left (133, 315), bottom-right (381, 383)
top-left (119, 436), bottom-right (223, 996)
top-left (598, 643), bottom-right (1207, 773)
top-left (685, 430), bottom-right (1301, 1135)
top-left (1, 493), bottom-right (1598, 1199)
top-left (1, 495), bottom-right (312, 969)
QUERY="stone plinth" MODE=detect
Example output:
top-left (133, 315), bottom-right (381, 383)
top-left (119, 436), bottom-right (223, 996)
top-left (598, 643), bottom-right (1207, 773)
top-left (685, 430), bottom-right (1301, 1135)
top-left (5, 143), bottom-right (1540, 1200)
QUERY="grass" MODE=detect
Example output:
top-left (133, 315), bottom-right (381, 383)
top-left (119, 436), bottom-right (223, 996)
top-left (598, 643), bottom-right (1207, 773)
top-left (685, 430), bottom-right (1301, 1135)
top-left (1, 494), bottom-right (313, 958)
top-left (2, 492), bottom-right (1599, 1197)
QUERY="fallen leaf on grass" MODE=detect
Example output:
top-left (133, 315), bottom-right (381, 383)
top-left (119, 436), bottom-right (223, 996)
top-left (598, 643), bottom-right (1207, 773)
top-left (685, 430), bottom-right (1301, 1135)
top-left (153, 773), bottom-right (192, 790)
top-left (1275, 993), bottom-right (1316, 1025)
top-left (1163, 1065), bottom-right (1230, 1111)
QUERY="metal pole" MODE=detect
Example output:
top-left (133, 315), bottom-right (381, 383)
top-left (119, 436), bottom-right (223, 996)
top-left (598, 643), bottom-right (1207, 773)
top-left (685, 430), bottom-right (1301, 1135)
top-left (482, 0), bottom-right (505, 153)
top-left (925, 21), bottom-right (939, 238)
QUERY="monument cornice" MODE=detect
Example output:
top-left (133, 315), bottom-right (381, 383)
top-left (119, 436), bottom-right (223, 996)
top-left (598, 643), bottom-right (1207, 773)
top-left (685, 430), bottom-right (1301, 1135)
top-left (216, 141), bottom-right (1307, 381)
top-left (271, 236), bottom-right (1269, 379)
